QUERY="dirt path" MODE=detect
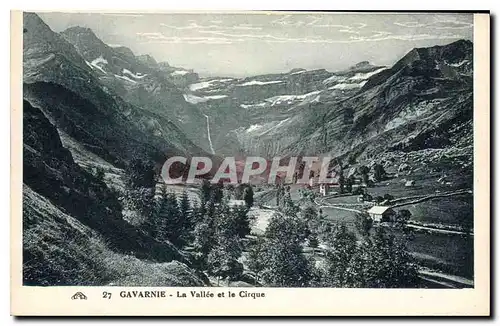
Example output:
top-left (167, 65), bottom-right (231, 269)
top-left (390, 189), bottom-right (472, 208)
top-left (314, 189), bottom-right (473, 236)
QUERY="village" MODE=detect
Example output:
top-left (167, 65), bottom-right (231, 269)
top-left (242, 157), bottom-right (474, 288)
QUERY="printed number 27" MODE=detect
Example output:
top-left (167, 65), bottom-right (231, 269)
top-left (102, 292), bottom-right (112, 299)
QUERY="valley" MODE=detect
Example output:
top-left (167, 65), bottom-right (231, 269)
top-left (21, 12), bottom-right (474, 289)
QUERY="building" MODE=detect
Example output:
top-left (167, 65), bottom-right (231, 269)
top-left (309, 177), bottom-right (337, 196)
top-left (228, 199), bottom-right (246, 208)
top-left (405, 180), bottom-right (415, 187)
top-left (319, 184), bottom-right (330, 196)
top-left (366, 206), bottom-right (396, 223)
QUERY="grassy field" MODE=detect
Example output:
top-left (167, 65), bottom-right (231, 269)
top-left (305, 198), bottom-right (474, 279)
top-left (408, 232), bottom-right (473, 278)
top-left (368, 171), bottom-right (471, 198)
top-left (405, 195), bottom-right (473, 226)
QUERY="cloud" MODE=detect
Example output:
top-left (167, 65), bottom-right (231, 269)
top-left (137, 31), bottom-right (242, 44)
top-left (394, 18), bottom-right (473, 30)
top-left (199, 29), bottom-right (463, 44)
top-left (339, 29), bottom-right (360, 34)
top-left (137, 14), bottom-right (470, 46)
top-left (159, 22), bottom-right (262, 31)
top-left (101, 13), bottom-right (143, 17)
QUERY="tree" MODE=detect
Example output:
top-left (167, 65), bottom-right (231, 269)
top-left (358, 227), bottom-right (419, 288)
top-left (129, 186), bottom-right (156, 225)
top-left (259, 215), bottom-right (312, 287)
top-left (394, 209), bottom-right (413, 236)
top-left (211, 181), bottom-right (224, 203)
top-left (247, 237), bottom-right (266, 285)
top-left (299, 188), bottom-right (316, 203)
top-left (321, 224), bottom-right (358, 287)
top-left (347, 155), bottom-right (357, 165)
top-left (345, 176), bottom-right (354, 193)
top-left (279, 191), bottom-right (299, 217)
top-left (178, 191), bottom-right (194, 244)
top-left (355, 213), bottom-right (373, 237)
top-left (383, 193), bottom-right (394, 201)
top-left (126, 159), bottom-right (156, 189)
top-left (92, 166), bottom-right (105, 182)
top-left (373, 163), bottom-right (386, 182)
top-left (207, 235), bottom-right (243, 285)
top-left (243, 185), bottom-right (254, 208)
top-left (156, 191), bottom-right (184, 247)
top-left (276, 184), bottom-right (284, 206)
top-left (301, 205), bottom-right (320, 236)
top-left (358, 165), bottom-right (370, 186)
top-left (338, 170), bottom-right (345, 194)
top-left (308, 232), bottom-right (319, 253)
top-left (192, 216), bottom-right (215, 269)
top-left (201, 179), bottom-right (211, 203)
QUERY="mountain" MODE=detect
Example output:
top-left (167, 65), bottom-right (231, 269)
top-left (23, 13), bottom-right (209, 166)
top-left (182, 40), bottom-right (472, 168)
top-left (21, 11), bottom-right (474, 286)
top-left (23, 100), bottom-right (204, 286)
top-left (22, 13), bottom-right (211, 286)
top-left (290, 39), bottom-right (473, 159)
top-left (181, 63), bottom-right (388, 156)
top-left (60, 26), bottom-right (209, 151)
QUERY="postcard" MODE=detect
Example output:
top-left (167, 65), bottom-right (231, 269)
top-left (10, 10), bottom-right (490, 316)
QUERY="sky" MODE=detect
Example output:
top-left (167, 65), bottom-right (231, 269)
top-left (37, 12), bottom-right (473, 77)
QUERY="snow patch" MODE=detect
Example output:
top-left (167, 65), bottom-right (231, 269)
top-left (183, 94), bottom-right (227, 104)
top-left (448, 59), bottom-right (469, 67)
top-left (114, 74), bottom-right (137, 84)
top-left (265, 91), bottom-right (321, 106)
top-left (246, 124), bottom-right (264, 133)
top-left (240, 102), bottom-right (267, 109)
top-left (349, 67), bottom-right (387, 80)
top-left (384, 99), bottom-right (444, 131)
top-left (323, 75), bottom-right (348, 85)
top-left (90, 56), bottom-right (108, 74)
top-left (290, 69), bottom-right (306, 75)
top-left (171, 70), bottom-right (190, 76)
top-left (329, 81), bottom-right (367, 90)
top-left (123, 68), bottom-right (147, 79)
top-left (188, 78), bottom-right (234, 91)
top-left (236, 80), bottom-right (283, 87)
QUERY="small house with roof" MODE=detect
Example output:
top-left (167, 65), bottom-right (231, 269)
top-left (405, 180), bottom-right (415, 187)
top-left (228, 199), bottom-right (246, 208)
top-left (367, 206), bottom-right (396, 223)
